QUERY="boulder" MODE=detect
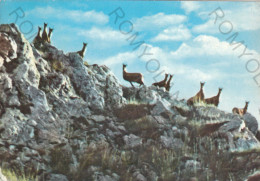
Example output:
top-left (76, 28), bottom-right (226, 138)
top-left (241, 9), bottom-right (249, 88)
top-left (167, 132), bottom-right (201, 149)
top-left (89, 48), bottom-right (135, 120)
top-left (0, 32), bottom-right (17, 64)
top-left (243, 113), bottom-right (258, 135)
top-left (152, 99), bottom-right (174, 115)
top-left (123, 134), bottom-right (143, 149)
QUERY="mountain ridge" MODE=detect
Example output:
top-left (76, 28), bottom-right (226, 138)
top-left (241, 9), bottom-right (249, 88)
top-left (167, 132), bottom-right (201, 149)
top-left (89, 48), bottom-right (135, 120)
top-left (0, 23), bottom-right (259, 181)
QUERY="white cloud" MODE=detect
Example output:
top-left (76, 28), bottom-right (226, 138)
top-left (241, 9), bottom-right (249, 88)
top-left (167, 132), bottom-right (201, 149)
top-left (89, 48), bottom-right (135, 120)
top-left (151, 25), bottom-right (191, 42)
top-left (78, 27), bottom-right (126, 49)
top-left (99, 34), bottom-right (256, 73)
top-left (230, 4), bottom-right (260, 31)
top-left (103, 52), bottom-right (138, 67)
top-left (98, 40), bottom-right (222, 83)
top-left (181, 1), bottom-right (201, 14)
top-left (171, 35), bottom-right (260, 61)
top-left (29, 6), bottom-right (109, 24)
top-left (192, 11), bottom-right (239, 34)
top-left (171, 35), bottom-right (258, 59)
top-left (192, 19), bottom-right (219, 34)
top-left (193, 4), bottom-right (260, 33)
top-left (78, 27), bottom-right (124, 42)
top-left (160, 64), bottom-right (214, 82)
top-left (133, 13), bottom-right (187, 30)
top-left (171, 35), bottom-right (242, 59)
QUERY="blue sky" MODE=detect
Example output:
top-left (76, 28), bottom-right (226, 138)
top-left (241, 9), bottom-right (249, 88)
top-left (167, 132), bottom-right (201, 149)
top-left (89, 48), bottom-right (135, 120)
top-left (1, 1), bottom-right (260, 123)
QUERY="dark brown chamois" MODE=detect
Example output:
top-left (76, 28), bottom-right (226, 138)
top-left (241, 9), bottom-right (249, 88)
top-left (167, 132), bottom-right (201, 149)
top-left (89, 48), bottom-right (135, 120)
top-left (165, 74), bottom-right (173, 91)
top-left (152, 74), bottom-right (168, 87)
top-left (33, 26), bottom-right (42, 44)
top-left (247, 172), bottom-right (260, 181)
top-left (123, 64), bottom-right (144, 87)
top-left (41, 23), bottom-right (48, 43)
top-left (205, 88), bottom-right (223, 107)
top-left (47, 28), bottom-right (54, 44)
top-left (77, 42), bottom-right (87, 58)
top-left (187, 82), bottom-right (205, 105)
top-left (232, 101), bottom-right (249, 116)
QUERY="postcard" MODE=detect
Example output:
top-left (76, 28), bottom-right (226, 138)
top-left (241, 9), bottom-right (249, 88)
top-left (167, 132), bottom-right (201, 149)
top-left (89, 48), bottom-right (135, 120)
top-left (0, 1), bottom-right (259, 181)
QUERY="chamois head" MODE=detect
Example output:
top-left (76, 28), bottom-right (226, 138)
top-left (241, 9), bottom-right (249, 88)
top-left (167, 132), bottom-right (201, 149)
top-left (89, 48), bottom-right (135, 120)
top-left (83, 42), bottom-right (87, 47)
top-left (219, 88), bottom-right (223, 92)
top-left (245, 101), bottom-right (249, 106)
top-left (164, 73), bottom-right (169, 79)
top-left (200, 82), bottom-right (205, 88)
top-left (38, 26), bottom-right (42, 31)
top-left (49, 28), bottom-right (54, 34)
top-left (123, 64), bottom-right (127, 69)
top-left (44, 23), bottom-right (47, 28)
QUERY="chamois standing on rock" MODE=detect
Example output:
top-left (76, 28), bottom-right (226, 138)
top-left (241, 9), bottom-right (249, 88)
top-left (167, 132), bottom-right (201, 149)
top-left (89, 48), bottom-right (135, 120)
top-left (77, 42), bottom-right (87, 58)
top-left (165, 74), bottom-right (173, 91)
top-left (232, 101), bottom-right (249, 116)
top-left (42, 23), bottom-right (48, 43)
top-left (205, 88), bottom-right (223, 107)
top-left (152, 74), bottom-right (168, 88)
top-left (123, 64), bottom-right (144, 87)
top-left (187, 82), bottom-right (205, 105)
top-left (47, 28), bottom-right (54, 44)
top-left (33, 26), bottom-right (42, 44)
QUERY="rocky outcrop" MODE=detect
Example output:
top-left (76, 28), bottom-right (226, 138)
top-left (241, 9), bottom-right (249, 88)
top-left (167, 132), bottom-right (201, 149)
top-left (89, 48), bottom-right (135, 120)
top-left (243, 113), bottom-right (258, 135)
top-left (0, 24), bottom-right (259, 181)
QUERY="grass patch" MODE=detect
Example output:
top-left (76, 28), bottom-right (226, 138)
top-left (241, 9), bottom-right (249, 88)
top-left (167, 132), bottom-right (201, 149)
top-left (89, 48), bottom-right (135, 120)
top-left (75, 141), bottom-right (135, 180)
top-left (75, 141), bottom-right (180, 181)
top-left (124, 116), bottom-right (163, 140)
top-left (51, 60), bottom-right (64, 72)
top-left (194, 101), bottom-right (215, 107)
top-left (139, 144), bottom-right (179, 181)
top-left (49, 148), bottom-right (72, 175)
top-left (126, 97), bottom-right (147, 105)
top-left (83, 61), bottom-right (89, 67)
top-left (2, 167), bottom-right (38, 181)
top-left (125, 116), bottom-right (158, 132)
top-left (114, 103), bottom-right (154, 121)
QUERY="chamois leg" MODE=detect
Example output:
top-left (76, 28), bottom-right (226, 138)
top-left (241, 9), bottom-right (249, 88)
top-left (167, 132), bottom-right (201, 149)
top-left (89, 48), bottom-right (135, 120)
top-left (232, 108), bottom-right (239, 115)
top-left (130, 82), bottom-right (135, 87)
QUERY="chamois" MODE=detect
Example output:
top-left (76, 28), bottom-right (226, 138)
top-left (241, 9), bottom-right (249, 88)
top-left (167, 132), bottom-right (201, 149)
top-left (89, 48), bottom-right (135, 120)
top-left (247, 172), bottom-right (260, 181)
top-left (47, 28), bottom-right (54, 44)
top-left (42, 23), bottom-right (48, 43)
top-left (187, 82), bottom-right (205, 105)
top-left (152, 74), bottom-right (168, 87)
top-left (77, 42), bottom-right (87, 58)
top-left (232, 101), bottom-right (249, 116)
top-left (205, 88), bottom-right (223, 107)
top-left (123, 64), bottom-right (144, 87)
top-left (165, 74), bottom-right (174, 91)
top-left (33, 26), bottom-right (42, 44)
